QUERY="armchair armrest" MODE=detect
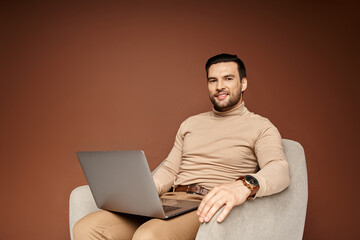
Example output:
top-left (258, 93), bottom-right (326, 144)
top-left (69, 185), bottom-right (100, 240)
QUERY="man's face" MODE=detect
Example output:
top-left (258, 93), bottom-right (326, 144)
top-left (207, 62), bottom-right (247, 111)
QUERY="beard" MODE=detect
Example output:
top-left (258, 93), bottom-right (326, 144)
top-left (210, 88), bottom-right (242, 111)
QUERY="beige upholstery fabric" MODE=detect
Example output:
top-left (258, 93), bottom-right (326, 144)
top-left (69, 139), bottom-right (308, 240)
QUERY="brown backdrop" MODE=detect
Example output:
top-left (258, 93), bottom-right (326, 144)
top-left (1, 1), bottom-right (359, 239)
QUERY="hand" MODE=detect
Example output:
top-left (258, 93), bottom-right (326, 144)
top-left (197, 181), bottom-right (251, 223)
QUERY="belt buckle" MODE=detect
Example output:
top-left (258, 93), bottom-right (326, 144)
top-left (186, 185), bottom-right (196, 194)
top-left (187, 184), bottom-right (200, 195)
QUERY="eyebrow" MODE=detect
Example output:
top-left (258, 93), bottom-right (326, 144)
top-left (207, 74), bottom-right (235, 80)
top-left (223, 74), bottom-right (235, 78)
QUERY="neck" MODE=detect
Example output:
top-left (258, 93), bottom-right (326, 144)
top-left (213, 101), bottom-right (247, 117)
top-left (215, 99), bottom-right (243, 112)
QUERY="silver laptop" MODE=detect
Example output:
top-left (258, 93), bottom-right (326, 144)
top-left (77, 150), bottom-right (200, 219)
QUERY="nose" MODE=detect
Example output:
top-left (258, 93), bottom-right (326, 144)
top-left (216, 80), bottom-right (225, 91)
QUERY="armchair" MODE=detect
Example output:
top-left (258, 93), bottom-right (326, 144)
top-left (69, 139), bottom-right (308, 240)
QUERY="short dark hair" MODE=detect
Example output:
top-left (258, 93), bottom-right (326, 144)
top-left (205, 53), bottom-right (246, 80)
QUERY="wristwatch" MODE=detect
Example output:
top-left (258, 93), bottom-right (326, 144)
top-left (236, 175), bottom-right (260, 199)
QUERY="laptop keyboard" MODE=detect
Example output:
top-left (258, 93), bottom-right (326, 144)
top-left (163, 205), bottom-right (181, 213)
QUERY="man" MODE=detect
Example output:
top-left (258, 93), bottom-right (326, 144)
top-left (74, 53), bottom-right (290, 240)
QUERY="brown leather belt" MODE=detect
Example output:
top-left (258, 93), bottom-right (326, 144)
top-left (174, 185), bottom-right (209, 196)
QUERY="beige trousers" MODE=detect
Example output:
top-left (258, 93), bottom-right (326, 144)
top-left (73, 192), bottom-right (204, 240)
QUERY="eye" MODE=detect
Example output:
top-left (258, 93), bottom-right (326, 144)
top-left (209, 79), bottom-right (217, 83)
top-left (226, 77), bottom-right (233, 81)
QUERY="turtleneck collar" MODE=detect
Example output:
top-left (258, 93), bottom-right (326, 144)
top-left (212, 101), bottom-right (248, 117)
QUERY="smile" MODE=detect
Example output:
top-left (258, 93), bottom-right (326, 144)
top-left (215, 93), bottom-right (229, 100)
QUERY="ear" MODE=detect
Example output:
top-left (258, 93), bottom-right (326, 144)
top-left (241, 78), bottom-right (247, 92)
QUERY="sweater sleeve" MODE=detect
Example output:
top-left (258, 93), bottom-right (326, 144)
top-left (153, 121), bottom-right (186, 195)
top-left (250, 121), bottom-right (290, 198)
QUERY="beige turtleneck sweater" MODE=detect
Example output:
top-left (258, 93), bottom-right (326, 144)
top-left (153, 102), bottom-right (290, 198)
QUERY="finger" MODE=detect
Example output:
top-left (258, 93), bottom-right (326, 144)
top-left (216, 202), bottom-right (234, 223)
top-left (198, 198), bottom-right (215, 222)
top-left (197, 188), bottom-right (219, 215)
top-left (200, 191), bottom-right (229, 222)
top-left (203, 196), bottom-right (228, 222)
top-left (198, 191), bottom-right (222, 222)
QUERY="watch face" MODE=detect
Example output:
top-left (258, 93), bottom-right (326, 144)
top-left (245, 175), bottom-right (259, 186)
